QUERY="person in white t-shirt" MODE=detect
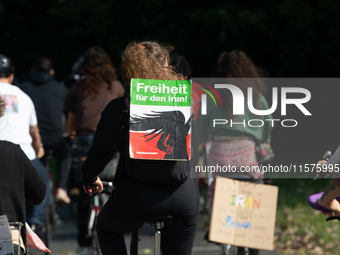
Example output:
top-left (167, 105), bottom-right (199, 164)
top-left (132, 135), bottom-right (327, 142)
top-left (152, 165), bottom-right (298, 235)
top-left (0, 54), bottom-right (49, 234)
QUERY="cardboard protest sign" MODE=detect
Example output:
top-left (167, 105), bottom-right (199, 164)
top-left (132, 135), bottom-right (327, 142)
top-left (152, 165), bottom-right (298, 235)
top-left (129, 78), bottom-right (192, 160)
top-left (209, 177), bottom-right (278, 250)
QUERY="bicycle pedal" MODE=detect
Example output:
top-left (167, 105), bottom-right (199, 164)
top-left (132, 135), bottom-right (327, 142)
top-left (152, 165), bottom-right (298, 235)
top-left (326, 216), bottom-right (340, 221)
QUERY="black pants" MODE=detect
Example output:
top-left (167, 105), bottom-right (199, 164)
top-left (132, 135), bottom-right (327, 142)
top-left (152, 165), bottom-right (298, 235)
top-left (70, 134), bottom-right (94, 247)
top-left (96, 212), bottom-right (198, 255)
top-left (40, 141), bottom-right (72, 189)
top-left (77, 186), bottom-right (93, 246)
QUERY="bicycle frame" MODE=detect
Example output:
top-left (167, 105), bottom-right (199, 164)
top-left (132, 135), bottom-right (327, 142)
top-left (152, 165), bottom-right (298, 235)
top-left (221, 244), bottom-right (252, 255)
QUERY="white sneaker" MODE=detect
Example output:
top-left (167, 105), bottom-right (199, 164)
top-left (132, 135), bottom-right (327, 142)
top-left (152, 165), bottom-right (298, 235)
top-left (76, 246), bottom-right (91, 255)
top-left (56, 188), bottom-right (71, 205)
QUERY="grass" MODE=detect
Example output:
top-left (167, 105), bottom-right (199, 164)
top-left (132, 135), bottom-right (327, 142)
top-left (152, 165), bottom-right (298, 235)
top-left (274, 178), bottom-right (340, 254)
top-left (198, 178), bottom-right (340, 254)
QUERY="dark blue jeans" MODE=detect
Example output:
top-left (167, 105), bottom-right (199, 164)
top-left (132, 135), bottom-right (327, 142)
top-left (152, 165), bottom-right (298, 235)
top-left (26, 158), bottom-right (50, 226)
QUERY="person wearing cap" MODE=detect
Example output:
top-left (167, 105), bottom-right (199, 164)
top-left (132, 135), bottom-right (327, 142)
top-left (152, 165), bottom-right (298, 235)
top-left (0, 54), bottom-right (50, 234)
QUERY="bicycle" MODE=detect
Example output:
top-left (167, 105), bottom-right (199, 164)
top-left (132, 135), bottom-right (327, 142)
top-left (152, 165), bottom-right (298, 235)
top-left (85, 181), bottom-right (114, 255)
top-left (94, 182), bottom-right (173, 255)
top-left (66, 134), bottom-right (118, 255)
top-left (0, 217), bottom-right (23, 255)
top-left (40, 150), bottom-right (63, 255)
top-left (0, 217), bottom-right (52, 255)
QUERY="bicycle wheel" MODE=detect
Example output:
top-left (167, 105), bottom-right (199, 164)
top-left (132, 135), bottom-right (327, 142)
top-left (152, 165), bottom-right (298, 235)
top-left (221, 244), bottom-right (258, 255)
top-left (42, 166), bottom-right (61, 254)
top-left (221, 244), bottom-right (238, 255)
top-left (89, 192), bottom-right (110, 255)
top-left (91, 220), bottom-right (101, 255)
top-left (43, 204), bottom-right (53, 255)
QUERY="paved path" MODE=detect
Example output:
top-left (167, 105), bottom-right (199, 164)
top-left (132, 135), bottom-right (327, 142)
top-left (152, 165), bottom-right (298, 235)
top-left (28, 205), bottom-right (282, 255)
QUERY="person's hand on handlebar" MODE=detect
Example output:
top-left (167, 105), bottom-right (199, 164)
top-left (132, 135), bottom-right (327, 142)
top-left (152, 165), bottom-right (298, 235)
top-left (82, 176), bottom-right (104, 196)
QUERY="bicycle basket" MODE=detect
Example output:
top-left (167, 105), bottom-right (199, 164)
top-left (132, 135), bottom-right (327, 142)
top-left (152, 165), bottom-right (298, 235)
top-left (0, 216), bottom-right (22, 255)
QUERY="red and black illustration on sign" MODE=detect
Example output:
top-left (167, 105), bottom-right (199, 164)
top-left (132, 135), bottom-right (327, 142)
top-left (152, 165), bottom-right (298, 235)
top-left (130, 110), bottom-right (191, 160)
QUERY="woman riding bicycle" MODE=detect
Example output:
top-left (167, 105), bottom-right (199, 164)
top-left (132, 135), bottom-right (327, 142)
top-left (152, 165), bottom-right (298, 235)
top-left (197, 50), bottom-right (273, 210)
top-left (64, 46), bottom-right (124, 254)
top-left (196, 50), bottom-right (273, 254)
top-left (80, 41), bottom-right (201, 255)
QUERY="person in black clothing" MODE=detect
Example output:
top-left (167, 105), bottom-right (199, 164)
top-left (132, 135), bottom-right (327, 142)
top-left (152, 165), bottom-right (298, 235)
top-left (20, 57), bottom-right (71, 205)
top-left (0, 95), bottom-right (46, 254)
top-left (64, 47), bottom-right (124, 254)
top-left (81, 41), bottom-right (201, 255)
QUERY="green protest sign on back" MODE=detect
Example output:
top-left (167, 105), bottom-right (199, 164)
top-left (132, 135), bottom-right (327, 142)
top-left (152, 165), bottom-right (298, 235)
top-left (129, 78), bottom-right (192, 160)
top-left (130, 78), bottom-right (191, 107)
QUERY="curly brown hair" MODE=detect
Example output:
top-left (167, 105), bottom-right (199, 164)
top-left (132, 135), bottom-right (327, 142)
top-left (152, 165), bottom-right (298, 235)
top-left (217, 50), bottom-right (268, 118)
top-left (121, 41), bottom-right (185, 90)
top-left (78, 46), bottom-right (118, 98)
top-left (0, 95), bottom-right (5, 117)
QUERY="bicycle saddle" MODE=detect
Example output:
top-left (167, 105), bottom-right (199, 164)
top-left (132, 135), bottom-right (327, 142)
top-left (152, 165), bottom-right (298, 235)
top-left (147, 215), bottom-right (173, 227)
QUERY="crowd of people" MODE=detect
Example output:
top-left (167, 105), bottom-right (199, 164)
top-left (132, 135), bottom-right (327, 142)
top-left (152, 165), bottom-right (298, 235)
top-left (1, 40), bottom-right (339, 255)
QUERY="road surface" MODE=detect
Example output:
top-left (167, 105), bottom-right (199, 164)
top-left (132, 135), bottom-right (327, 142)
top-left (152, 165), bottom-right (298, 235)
top-left (27, 204), bottom-right (282, 255)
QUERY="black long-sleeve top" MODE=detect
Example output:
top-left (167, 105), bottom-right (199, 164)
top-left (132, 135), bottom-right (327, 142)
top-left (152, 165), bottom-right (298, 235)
top-left (0, 141), bottom-right (46, 247)
top-left (81, 97), bottom-right (201, 218)
top-left (20, 72), bottom-right (68, 146)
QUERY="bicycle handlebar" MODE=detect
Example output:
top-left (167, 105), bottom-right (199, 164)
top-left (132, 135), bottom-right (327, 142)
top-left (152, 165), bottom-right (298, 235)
top-left (313, 150), bottom-right (332, 180)
top-left (96, 181), bottom-right (114, 196)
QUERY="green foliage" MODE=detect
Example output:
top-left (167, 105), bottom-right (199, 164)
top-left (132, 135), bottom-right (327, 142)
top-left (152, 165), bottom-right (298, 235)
top-left (1, 1), bottom-right (340, 81)
top-left (198, 178), bottom-right (338, 253)
top-left (275, 178), bottom-right (340, 254)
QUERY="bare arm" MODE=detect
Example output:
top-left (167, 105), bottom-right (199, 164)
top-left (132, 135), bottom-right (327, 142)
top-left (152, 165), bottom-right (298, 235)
top-left (318, 179), bottom-right (340, 216)
top-left (29, 124), bottom-right (44, 159)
